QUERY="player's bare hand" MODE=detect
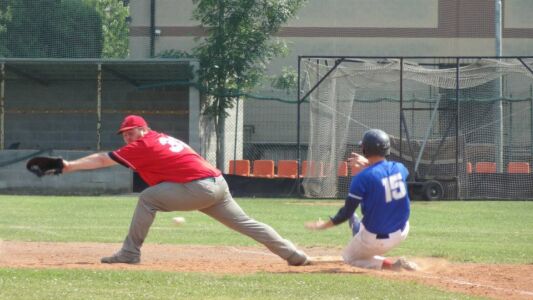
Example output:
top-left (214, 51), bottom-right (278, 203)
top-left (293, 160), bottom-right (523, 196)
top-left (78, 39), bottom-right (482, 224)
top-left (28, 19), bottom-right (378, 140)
top-left (348, 152), bottom-right (369, 169)
top-left (305, 218), bottom-right (331, 231)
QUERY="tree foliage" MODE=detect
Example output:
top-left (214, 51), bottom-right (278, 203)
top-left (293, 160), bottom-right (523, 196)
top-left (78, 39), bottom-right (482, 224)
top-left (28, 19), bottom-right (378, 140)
top-left (0, 0), bottom-right (13, 55)
top-left (83, 0), bottom-right (129, 58)
top-left (193, 0), bottom-right (305, 109)
top-left (0, 0), bottom-right (102, 58)
top-left (156, 49), bottom-right (195, 59)
top-left (270, 66), bottom-right (298, 93)
top-left (191, 0), bottom-right (306, 167)
top-left (0, 1), bottom-right (10, 33)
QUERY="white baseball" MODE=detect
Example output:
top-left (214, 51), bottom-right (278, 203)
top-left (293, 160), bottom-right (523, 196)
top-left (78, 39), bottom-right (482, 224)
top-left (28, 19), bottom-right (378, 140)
top-left (172, 216), bottom-right (186, 225)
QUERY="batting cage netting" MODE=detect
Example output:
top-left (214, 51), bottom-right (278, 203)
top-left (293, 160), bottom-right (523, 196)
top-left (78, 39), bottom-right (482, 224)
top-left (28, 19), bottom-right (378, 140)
top-left (299, 57), bottom-right (533, 200)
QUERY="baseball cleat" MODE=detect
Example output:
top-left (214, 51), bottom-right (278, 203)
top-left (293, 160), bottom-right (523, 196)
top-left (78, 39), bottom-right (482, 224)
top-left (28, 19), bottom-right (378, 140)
top-left (101, 251), bottom-right (140, 264)
top-left (391, 257), bottom-right (418, 271)
top-left (289, 256), bottom-right (311, 266)
top-left (287, 251), bottom-right (311, 266)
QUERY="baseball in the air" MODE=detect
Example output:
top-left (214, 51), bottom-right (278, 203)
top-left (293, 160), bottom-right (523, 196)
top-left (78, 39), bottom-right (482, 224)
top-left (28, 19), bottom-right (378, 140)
top-left (172, 216), bottom-right (186, 225)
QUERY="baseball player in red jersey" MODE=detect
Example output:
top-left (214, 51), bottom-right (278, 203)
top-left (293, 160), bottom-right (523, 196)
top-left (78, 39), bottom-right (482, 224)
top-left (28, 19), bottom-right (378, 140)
top-left (61, 115), bottom-right (309, 266)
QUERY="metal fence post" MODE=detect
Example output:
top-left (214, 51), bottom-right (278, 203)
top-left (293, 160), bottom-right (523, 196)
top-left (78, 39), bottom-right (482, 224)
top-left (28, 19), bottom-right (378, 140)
top-left (96, 63), bottom-right (102, 151)
top-left (456, 58), bottom-right (461, 199)
top-left (0, 63), bottom-right (4, 150)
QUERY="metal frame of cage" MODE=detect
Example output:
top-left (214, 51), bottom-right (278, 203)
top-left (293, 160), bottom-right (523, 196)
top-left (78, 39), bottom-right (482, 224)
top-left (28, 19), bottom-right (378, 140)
top-left (297, 56), bottom-right (533, 199)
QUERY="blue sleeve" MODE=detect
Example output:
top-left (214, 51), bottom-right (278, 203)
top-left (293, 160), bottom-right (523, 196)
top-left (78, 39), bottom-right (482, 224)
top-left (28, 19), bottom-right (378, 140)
top-left (400, 163), bottom-right (409, 179)
top-left (330, 197), bottom-right (360, 225)
top-left (330, 175), bottom-right (364, 225)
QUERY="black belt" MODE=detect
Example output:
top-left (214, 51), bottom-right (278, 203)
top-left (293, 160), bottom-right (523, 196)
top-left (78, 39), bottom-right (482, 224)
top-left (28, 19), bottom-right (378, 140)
top-left (375, 223), bottom-right (407, 240)
top-left (376, 233), bottom-right (389, 239)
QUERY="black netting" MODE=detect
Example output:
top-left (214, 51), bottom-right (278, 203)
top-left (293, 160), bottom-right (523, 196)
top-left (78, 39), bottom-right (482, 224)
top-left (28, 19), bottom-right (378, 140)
top-left (300, 57), bottom-right (533, 200)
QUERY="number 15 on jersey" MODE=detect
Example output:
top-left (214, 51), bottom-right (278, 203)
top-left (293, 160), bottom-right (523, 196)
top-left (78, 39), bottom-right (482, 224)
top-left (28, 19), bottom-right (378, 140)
top-left (381, 173), bottom-right (407, 202)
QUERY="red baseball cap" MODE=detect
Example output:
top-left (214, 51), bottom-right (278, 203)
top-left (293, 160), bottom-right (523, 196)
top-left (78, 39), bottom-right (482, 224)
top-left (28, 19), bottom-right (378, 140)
top-left (117, 115), bottom-right (148, 134)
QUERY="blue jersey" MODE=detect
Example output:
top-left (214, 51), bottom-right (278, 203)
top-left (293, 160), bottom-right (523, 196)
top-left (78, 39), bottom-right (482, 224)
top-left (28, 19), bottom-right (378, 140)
top-left (348, 160), bottom-right (410, 234)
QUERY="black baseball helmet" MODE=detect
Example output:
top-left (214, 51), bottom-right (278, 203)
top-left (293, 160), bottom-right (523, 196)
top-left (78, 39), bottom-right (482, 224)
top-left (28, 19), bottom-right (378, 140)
top-left (359, 129), bottom-right (390, 157)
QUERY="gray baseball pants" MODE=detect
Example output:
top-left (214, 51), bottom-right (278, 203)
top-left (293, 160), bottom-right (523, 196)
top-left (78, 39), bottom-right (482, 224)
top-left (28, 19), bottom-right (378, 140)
top-left (119, 175), bottom-right (307, 265)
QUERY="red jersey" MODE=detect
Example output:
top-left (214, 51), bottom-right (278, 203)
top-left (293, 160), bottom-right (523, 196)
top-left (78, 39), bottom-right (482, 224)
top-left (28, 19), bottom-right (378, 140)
top-left (110, 130), bottom-right (221, 186)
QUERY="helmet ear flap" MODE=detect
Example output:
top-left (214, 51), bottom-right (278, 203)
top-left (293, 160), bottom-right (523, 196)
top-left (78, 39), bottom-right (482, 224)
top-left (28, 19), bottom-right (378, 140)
top-left (358, 140), bottom-right (367, 156)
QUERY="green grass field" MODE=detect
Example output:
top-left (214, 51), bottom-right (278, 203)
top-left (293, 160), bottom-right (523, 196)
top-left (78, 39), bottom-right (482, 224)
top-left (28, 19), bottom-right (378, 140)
top-left (1, 195), bottom-right (532, 299)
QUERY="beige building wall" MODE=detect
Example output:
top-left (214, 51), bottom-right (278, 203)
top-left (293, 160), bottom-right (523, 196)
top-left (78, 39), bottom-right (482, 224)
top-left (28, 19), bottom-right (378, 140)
top-left (287, 0), bottom-right (439, 28)
top-left (127, 0), bottom-right (533, 169)
top-left (129, 0), bottom-right (197, 58)
top-left (129, 0), bottom-right (533, 60)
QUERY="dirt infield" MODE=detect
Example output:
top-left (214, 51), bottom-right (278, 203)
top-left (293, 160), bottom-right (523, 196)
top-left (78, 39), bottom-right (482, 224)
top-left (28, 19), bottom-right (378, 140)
top-left (1, 241), bottom-right (532, 300)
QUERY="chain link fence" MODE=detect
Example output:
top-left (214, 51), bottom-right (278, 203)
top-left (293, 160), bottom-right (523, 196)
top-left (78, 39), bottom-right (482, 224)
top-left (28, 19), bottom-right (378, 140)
top-left (299, 57), bottom-right (533, 200)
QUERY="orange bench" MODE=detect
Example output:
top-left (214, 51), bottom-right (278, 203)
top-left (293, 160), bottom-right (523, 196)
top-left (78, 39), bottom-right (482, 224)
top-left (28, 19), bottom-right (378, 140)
top-left (507, 162), bottom-right (530, 174)
top-left (337, 161), bottom-right (348, 177)
top-left (277, 160), bottom-right (298, 178)
top-left (228, 160), bottom-right (250, 176)
top-left (475, 162), bottom-right (496, 173)
top-left (252, 160), bottom-right (275, 178)
top-left (301, 160), bottom-right (324, 177)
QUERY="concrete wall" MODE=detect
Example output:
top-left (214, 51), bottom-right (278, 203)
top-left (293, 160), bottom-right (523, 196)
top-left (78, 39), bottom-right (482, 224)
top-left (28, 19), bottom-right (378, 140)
top-left (0, 150), bottom-right (132, 195)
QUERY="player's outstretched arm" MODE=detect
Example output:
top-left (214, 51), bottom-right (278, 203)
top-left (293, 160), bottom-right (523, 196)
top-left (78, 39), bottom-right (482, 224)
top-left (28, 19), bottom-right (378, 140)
top-left (306, 196), bottom-right (360, 231)
top-left (62, 153), bottom-right (118, 173)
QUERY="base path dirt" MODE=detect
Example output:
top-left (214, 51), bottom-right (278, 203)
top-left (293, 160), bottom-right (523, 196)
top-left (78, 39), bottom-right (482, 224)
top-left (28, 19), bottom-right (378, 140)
top-left (1, 241), bottom-right (532, 300)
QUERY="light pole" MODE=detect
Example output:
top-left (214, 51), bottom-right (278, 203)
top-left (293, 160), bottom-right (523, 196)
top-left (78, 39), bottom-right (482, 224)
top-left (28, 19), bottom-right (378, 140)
top-left (495, 0), bottom-right (504, 172)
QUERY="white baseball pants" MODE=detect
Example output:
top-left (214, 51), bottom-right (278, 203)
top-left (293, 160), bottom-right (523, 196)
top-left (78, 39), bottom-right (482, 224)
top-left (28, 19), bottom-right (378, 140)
top-left (342, 222), bottom-right (410, 269)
